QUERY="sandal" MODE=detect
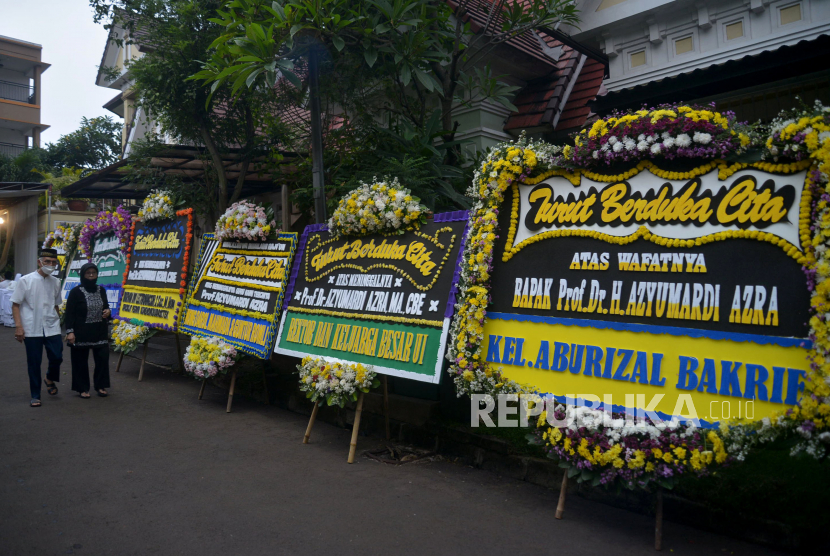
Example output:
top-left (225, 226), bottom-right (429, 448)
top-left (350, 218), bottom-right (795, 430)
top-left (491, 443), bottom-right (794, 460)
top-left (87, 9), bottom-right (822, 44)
top-left (44, 380), bottom-right (58, 396)
top-left (79, 392), bottom-right (91, 399)
top-left (30, 399), bottom-right (41, 407)
top-left (97, 389), bottom-right (108, 397)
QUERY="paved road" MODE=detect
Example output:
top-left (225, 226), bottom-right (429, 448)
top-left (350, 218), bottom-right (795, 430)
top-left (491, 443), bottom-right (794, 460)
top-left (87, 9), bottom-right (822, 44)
top-left (0, 328), bottom-right (782, 556)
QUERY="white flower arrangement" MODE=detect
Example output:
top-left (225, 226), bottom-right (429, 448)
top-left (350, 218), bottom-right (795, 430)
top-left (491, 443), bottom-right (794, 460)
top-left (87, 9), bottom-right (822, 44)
top-left (111, 320), bottom-right (156, 354)
top-left (183, 335), bottom-right (239, 379)
top-left (215, 200), bottom-right (276, 241)
top-left (328, 178), bottom-right (428, 239)
top-left (138, 190), bottom-right (176, 221)
top-left (297, 356), bottom-right (379, 407)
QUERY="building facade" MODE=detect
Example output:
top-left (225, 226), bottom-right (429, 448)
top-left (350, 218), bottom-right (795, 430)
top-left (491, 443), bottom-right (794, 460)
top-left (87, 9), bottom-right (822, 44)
top-left (0, 35), bottom-right (49, 158)
top-left (561, 0), bottom-right (830, 120)
top-left (96, 20), bottom-right (154, 157)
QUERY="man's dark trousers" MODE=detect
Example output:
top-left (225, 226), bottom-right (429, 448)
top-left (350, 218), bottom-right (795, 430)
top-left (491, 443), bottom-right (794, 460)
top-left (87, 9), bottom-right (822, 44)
top-left (24, 335), bottom-right (63, 399)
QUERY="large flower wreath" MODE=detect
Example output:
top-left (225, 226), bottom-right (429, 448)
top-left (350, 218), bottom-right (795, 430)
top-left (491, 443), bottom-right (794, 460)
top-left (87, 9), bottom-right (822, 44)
top-left (446, 102), bottom-right (830, 485)
top-left (123, 208), bottom-right (194, 301)
top-left (79, 205), bottom-right (132, 258)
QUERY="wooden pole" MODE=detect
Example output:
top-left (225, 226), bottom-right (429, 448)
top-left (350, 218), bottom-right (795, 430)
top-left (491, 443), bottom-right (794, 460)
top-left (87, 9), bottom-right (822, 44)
top-left (347, 392), bottom-right (365, 464)
top-left (226, 370), bottom-right (238, 413)
top-left (115, 351), bottom-right (124, 373)
top-left (174, 332), bottom-right (184, 372)
top-left (655, 488), bottom-right (663, 551)
top-left (382, 375), bottom-right (390, 440)
top-left (198, 378), bottom-right (207, 400)
top-left (555, 473), bottom-right (568, 519)
top-left (303, 401), bottom-right (320, 444)
top-left (137, 341), bottom-right (149, 382)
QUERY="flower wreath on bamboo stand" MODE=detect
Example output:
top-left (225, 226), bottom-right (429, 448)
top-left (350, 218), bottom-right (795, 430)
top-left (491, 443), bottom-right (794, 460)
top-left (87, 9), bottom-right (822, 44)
top-left (297, 356), bottom-right (379, 408)
top-left (111, 319), bottom-right (157, 355)
top-left (294, 178), bottom-right (428, 398)
top-left (447, 104), bottom-right (779, 504)
top-left (183, 335), bottom-right (240, 380)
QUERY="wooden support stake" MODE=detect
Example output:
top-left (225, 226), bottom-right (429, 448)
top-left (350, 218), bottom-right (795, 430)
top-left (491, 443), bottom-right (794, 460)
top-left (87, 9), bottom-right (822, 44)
top-left (226, 370), bottom-right (238, 413)
top-left (137, 341), bottom-right (149, 382)
top-left (198, 378), bottom-right (207, 400)
top-left (303, 402), bottom-right (320, 444)
top-left (115, 351), bottom-right (124, 373)
top-left (382, 375), bottom-right (390, 440)
top-left (555, 473), bottom-right (568, 519)
top-left (347, 392), bottom-right (365, 464)
top-left (655, 488), bottom-right (663, 551)
top-left (174, 332), bottom-right (184, 372)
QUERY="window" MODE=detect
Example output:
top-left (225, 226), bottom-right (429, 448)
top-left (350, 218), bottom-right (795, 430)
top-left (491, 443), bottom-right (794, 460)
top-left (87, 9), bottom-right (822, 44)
top-left (596, 0), bottom-right (627, 10)
top-left (630, 50), bottom-right (646, 68)
top-left (780, 3), bottom-right (802, 25)
top-left (726, 21), bottom-right (744, 41)
top-left (674, 36), bottom-right (693, 55)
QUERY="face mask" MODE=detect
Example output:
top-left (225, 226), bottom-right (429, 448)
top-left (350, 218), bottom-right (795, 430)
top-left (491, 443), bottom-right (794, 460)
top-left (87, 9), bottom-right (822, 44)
top-left (41, 264), bottom-right (56, 274)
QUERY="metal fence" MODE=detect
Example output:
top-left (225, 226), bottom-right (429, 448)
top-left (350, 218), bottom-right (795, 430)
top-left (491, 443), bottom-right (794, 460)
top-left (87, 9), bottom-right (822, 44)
top-left (0, 141), bottom-right (26, 158)
top-left (0, 79), bottom-right (34, 103)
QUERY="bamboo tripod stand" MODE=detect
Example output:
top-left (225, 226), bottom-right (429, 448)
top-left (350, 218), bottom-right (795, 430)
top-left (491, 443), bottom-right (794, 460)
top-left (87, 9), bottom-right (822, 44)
top-left (114, 331), bottom-right (185, 381)
top-left (197, 359), bottom-right (271, 413)
top-left (303, 376), bottom-right (391, 463)
top-left (555, 474), bottom-right (665, 550)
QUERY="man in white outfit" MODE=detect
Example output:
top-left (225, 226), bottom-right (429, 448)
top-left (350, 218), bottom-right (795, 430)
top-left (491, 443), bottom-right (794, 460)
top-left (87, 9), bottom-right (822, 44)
top-left (12, 248), bottom-right (64, 407)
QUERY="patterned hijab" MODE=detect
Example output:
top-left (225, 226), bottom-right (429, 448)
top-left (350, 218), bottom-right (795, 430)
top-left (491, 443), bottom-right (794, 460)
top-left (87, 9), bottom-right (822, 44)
top-left (79, 262), bottom-right (99, 293)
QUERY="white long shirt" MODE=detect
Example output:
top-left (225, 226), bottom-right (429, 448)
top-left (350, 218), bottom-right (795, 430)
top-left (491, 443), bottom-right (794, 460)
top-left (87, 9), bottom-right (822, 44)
top-left (11, 270), bottom-right (62, 337)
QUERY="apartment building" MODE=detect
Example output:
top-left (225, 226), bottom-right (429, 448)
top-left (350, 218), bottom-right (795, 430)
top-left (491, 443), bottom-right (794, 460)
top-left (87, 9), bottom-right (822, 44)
top-left (0, 35), bottom-right (49, 158)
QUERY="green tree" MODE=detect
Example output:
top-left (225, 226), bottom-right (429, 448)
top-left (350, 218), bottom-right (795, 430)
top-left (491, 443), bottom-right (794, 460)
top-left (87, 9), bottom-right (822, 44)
top-left (196, 0), bottom-right (578, 149)
top-left (189, 0), bottom-right (578, 218)
top-left (0, 148), bottom-right (49, 182)
top-left (90, 0), bottom-right (299, 219)
top-left (44, 116), bottom-right (122, 169)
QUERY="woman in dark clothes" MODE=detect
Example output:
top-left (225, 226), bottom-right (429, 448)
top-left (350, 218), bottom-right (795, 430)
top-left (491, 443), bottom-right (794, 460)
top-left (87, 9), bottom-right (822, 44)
top-left (65, 262), bottom-right (112, 398)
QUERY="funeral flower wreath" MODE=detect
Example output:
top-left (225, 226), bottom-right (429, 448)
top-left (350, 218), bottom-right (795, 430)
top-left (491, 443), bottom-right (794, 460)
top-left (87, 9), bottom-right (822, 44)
top-left (183, 335), bottom-right (239, 380)
top-left (297, 356), bottom-right (379, 408)
top-left (111, 320), bottom-right (156, 354)
top-left (446, 102), bottom-right (830, 482)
